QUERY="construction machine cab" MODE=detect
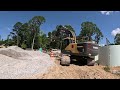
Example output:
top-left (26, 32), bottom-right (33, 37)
top-left (61, 37), bottom-right (75, 50)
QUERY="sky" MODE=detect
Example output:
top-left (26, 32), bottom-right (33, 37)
top-left (0, 11), bottom-right (120, 45)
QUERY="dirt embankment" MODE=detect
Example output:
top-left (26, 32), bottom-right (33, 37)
top-left (38, 58), bottom-right (120, 79)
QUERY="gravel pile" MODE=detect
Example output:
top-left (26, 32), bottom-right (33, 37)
top-left (7, 46), bottom-right (24, 51)
top-left (0, 46), bottom-right (54, 79)
top-left (0, 46), bottom-right (31, 59)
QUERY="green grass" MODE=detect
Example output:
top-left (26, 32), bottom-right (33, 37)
top-left (103, 66), bottom-right (110, 72)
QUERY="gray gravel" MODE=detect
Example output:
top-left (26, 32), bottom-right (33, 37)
top-left (0, 46), bottom-right (55, 79)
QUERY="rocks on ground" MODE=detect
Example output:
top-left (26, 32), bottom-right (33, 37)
top-left (0, 46), bottom-right (55, 79)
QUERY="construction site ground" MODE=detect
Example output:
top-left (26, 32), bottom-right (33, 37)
top-left (37, 57), bottom-right (120, 79)
top-left (0, 46), bottom-right (120, 79)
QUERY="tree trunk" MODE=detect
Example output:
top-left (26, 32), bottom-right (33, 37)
top-left (32, 33), bottom-right (36, 50)
top-left (60, 41), bottom-right (62, 50)
top-left (88, 35), bottom-right (92, 41)
top-left (0, 35), bottom-right (1, 41)
top-left (17, 34), bottom-right (19, 46)
top-left (7, 35), bottom-right (10, 46)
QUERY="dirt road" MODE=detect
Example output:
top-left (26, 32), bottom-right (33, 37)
top-left (37, 58), bottom-right (120, 79)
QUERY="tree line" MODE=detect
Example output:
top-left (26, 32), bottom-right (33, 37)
top-left (0, 15), bottom-right (119, 50)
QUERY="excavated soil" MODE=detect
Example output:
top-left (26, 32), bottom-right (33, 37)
top-left (37, 58), bottom-right (120, 79)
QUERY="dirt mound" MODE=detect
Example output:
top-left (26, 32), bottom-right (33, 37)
top-left (0, 46), bottom-right (31, 59)
top-left (7, 46), bottom-right (24, 51)
top-left (38, 59), bottom-right (120, 79)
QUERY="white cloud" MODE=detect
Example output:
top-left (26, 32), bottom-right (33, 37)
top-left (7, 27), bottom-right (11, 31)
top-left (111, 28), bottom-right (120, 36)
top-left (100, 11), bottom-right (119, 15)
top-left (115, 11), bottom-right (120, 12)
top-left (0, 27), bottom-right (11, 31)
top-left (100, 11), bottom-right (113, 15)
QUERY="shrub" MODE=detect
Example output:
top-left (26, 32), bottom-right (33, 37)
top-left (21, 43), bottom-right (27, 49)
top-left (103, 66), bottom-right (110, 72)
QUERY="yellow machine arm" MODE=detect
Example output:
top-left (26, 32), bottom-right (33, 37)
top-left (60, 26), bottom-right (76, 43)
